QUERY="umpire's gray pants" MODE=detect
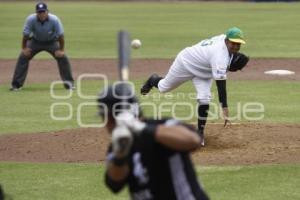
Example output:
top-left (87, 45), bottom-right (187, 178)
top-left (11, 39), bottom-right (74, 89)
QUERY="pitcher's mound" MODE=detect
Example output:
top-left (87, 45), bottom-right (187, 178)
top-left (0, 123), bottom-right (299, 165)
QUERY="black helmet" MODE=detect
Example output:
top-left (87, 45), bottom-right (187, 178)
top-left (97, 82), bottom-right (141, 119)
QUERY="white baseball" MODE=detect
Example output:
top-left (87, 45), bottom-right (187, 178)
top-left (131, 39), bottom-right (142, 49)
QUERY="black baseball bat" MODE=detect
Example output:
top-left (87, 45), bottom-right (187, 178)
top-left (115, 31), bottom-right (133, 155)
top-left (118, 30), bottom-right (131, 82)
top-left (117, 30), bottom-right (132, 113)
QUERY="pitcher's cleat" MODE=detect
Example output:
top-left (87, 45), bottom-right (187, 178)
top-left (140, 74), bottom-right (160, 95)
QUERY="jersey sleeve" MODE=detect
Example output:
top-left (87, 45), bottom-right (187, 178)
top-left (105, 171), bottom-right (127, 193)
top-left (216, 80), bottom-right (228, 108)
top-left (23, 15), bottom-right (33, 37)
top-left (104, 145), bottom-right (128, 193)
top-left (156, 119), bottom-right (199, 154)
top-left (135, 119), bottom-right (167, 152)
top-left (55, 17), bottom-right (64, 37)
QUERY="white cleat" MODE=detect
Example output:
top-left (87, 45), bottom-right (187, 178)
top-left (200, 138), bottom-right (205, 147)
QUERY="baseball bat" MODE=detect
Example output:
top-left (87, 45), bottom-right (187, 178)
top-left (114, 30), bottom-right (133, 156)
top-left (117, 30), bottom-right (132, 112)
top-left (118, 30), bottom-right (131, 82)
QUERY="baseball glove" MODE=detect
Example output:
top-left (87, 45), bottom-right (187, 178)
top-left (228, 53), bottom-right (249, 72)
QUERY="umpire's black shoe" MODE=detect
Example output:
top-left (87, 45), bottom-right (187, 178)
top-left (9, 86), bottom-right (22, 91)
top-left (140, 74), bottom-right (162, 95)
top-left (64, 82), bottom-right (75, 90)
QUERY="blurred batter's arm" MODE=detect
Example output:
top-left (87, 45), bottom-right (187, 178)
top-left (105, 162), bottom-right (129, 193)
top-left (155, 124), bottom-right (201, 151)
top-left (105, 144), bottom-right (129, 193)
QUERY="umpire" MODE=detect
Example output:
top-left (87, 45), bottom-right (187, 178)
top-left (97, 82), bottom-right (209, 200)
top-left (10, 2), bottom-right (74, 91)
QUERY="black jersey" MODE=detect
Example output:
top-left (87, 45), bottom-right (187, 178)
top-left (105, 119), bottom-right (209, 200)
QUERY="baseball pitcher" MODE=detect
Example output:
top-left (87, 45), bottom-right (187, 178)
top-left (141, 27), bottom-right (249, 146)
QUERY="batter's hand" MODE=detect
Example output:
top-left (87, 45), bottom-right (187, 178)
top-left (22, 47), bottom-right (32, 57)
top-left (55, 50), bottom-right (65, 58)
top-left (222, 107), bottom-right (231, 127)
top-left (116, 111), bottom-right (146, 134)
top-left (112, 125), bottom-right (133, 158)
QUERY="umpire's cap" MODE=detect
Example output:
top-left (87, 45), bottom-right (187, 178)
top-left (97, 82), bottom-right (141, 119)
top-left (36, 2), bottom-right (48, 13)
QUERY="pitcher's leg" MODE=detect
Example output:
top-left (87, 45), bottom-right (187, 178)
top-left (192, 78), bottom-right (213, 146)
top-left (197, 104), bottom-right (209, 146)
top-left (157, 63), bottom-right (193, 93)
top-left (141, 52), bottom-right (194, 95)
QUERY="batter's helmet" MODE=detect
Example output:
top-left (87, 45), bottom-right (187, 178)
top-left (97, 82), bottom-right (141, 119)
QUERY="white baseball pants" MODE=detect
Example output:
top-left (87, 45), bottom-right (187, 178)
top-left (158, 54), bottom-right (213, 105)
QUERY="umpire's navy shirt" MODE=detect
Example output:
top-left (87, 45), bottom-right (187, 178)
top-left (23, 13), bottom-right (64, 42)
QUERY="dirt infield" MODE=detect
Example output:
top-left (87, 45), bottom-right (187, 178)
top-left (0, 58), bottom-right (299, 165)
top-left (1, 58), bottom-right (300, 84)
top-left (0, 124), bottom-right (299, 165)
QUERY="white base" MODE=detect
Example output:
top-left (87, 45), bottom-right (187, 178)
top-left (264, 70), bottom-right (295, 75)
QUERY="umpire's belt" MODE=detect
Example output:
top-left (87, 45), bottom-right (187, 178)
top-left (32, 38), bottom-right (56, 45)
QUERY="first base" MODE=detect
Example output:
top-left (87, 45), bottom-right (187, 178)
top-left (264, 70), bottom-right (295, 75)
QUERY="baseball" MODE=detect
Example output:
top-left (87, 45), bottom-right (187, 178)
top-left (131, 39), bottom-right (142, 49)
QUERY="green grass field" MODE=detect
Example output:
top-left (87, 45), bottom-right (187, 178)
top-left (1, 1), bottom-right (300, 200)
top-left (0, 80), bottom-right (299, 135)
top-left (0, 163), bottom-right (299, 200)
top-left (0, 2), bottom-right (300, 58)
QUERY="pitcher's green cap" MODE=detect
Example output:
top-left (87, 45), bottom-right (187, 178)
top-left (225, 27), bottom-right (246, 44)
